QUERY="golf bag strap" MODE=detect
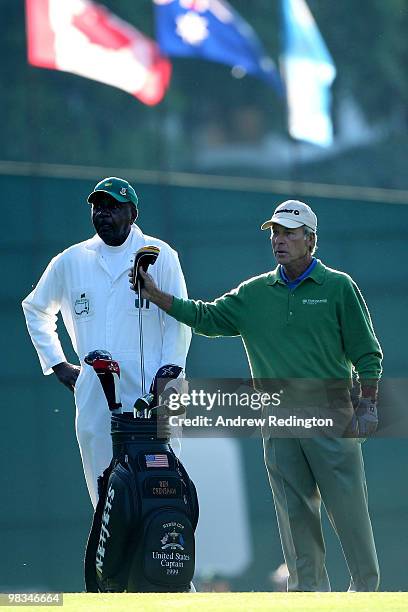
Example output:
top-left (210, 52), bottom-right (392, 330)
top-left (84, 459), bottom-right (114, 592)
top-left (176, 456), bottom-right (199, 530)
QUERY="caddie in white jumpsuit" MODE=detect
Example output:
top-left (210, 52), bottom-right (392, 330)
top-left (22, 177), bottom-right (191, 507)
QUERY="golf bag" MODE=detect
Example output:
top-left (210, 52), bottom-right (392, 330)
top-left (85, 413), bottom-right (199, 592)
top-left (83, 319), bottom-right (198, 593)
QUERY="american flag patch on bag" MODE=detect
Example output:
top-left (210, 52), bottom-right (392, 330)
top-left (145, 454), bottom-right (169, 468)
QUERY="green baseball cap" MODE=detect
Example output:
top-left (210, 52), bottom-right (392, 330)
top-left (87, 177), bottom-right (138, 207)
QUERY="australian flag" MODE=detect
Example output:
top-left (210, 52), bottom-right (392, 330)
top-left (153, 0), bottom-right (283, 92)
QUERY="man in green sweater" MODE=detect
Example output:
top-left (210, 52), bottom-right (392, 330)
top-left (133, 200), bottom-right (382, 592)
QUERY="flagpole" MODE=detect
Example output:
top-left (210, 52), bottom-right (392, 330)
top-left (26, 64), bottom-right (43, 271)
top-left (279, 0), bottom-right (304, 202)
top-left (156, 88), bottom-right (174, 244)
top-left (278, 0), bottom-right (296, 200)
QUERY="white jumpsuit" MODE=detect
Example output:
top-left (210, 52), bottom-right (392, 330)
top-left (22, 225), bottom-right (191, 507)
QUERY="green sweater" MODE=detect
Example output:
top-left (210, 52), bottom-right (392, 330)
top-left (169, 260), bottom-right (382, 383)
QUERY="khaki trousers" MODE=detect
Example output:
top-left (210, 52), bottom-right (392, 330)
top-left (263, 437), bottom-right (380, 591)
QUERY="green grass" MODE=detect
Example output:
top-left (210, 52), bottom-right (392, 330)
top-left (18, 592), bottom-right (408, 612)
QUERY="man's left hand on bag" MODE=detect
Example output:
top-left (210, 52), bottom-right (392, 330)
top-left (52, 362), bottom-right (81, 392)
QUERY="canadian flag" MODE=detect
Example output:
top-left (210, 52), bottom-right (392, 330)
top-left (25, 0), bottom-right (172, 105)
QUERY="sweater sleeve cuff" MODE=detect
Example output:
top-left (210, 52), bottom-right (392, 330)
top-left (168, 296), bottom-right (196, 327)
top-left (360, 382), bottom-right (378, 401)
top-left (168, 296), bottom-right (183, 318)
top-left (358, 376), bottom-right (381, 387)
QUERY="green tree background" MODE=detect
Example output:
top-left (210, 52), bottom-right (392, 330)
top-left (3, 1), bottom-right (408, 185)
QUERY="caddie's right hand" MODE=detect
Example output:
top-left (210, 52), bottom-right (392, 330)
top-left (52, 361), bottom-right (81, 392)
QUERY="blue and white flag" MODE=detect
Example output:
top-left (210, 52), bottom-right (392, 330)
top-left (153, 0), bottom-right (282, 92)
top-left (281, 0), bottom-right (336, 146)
